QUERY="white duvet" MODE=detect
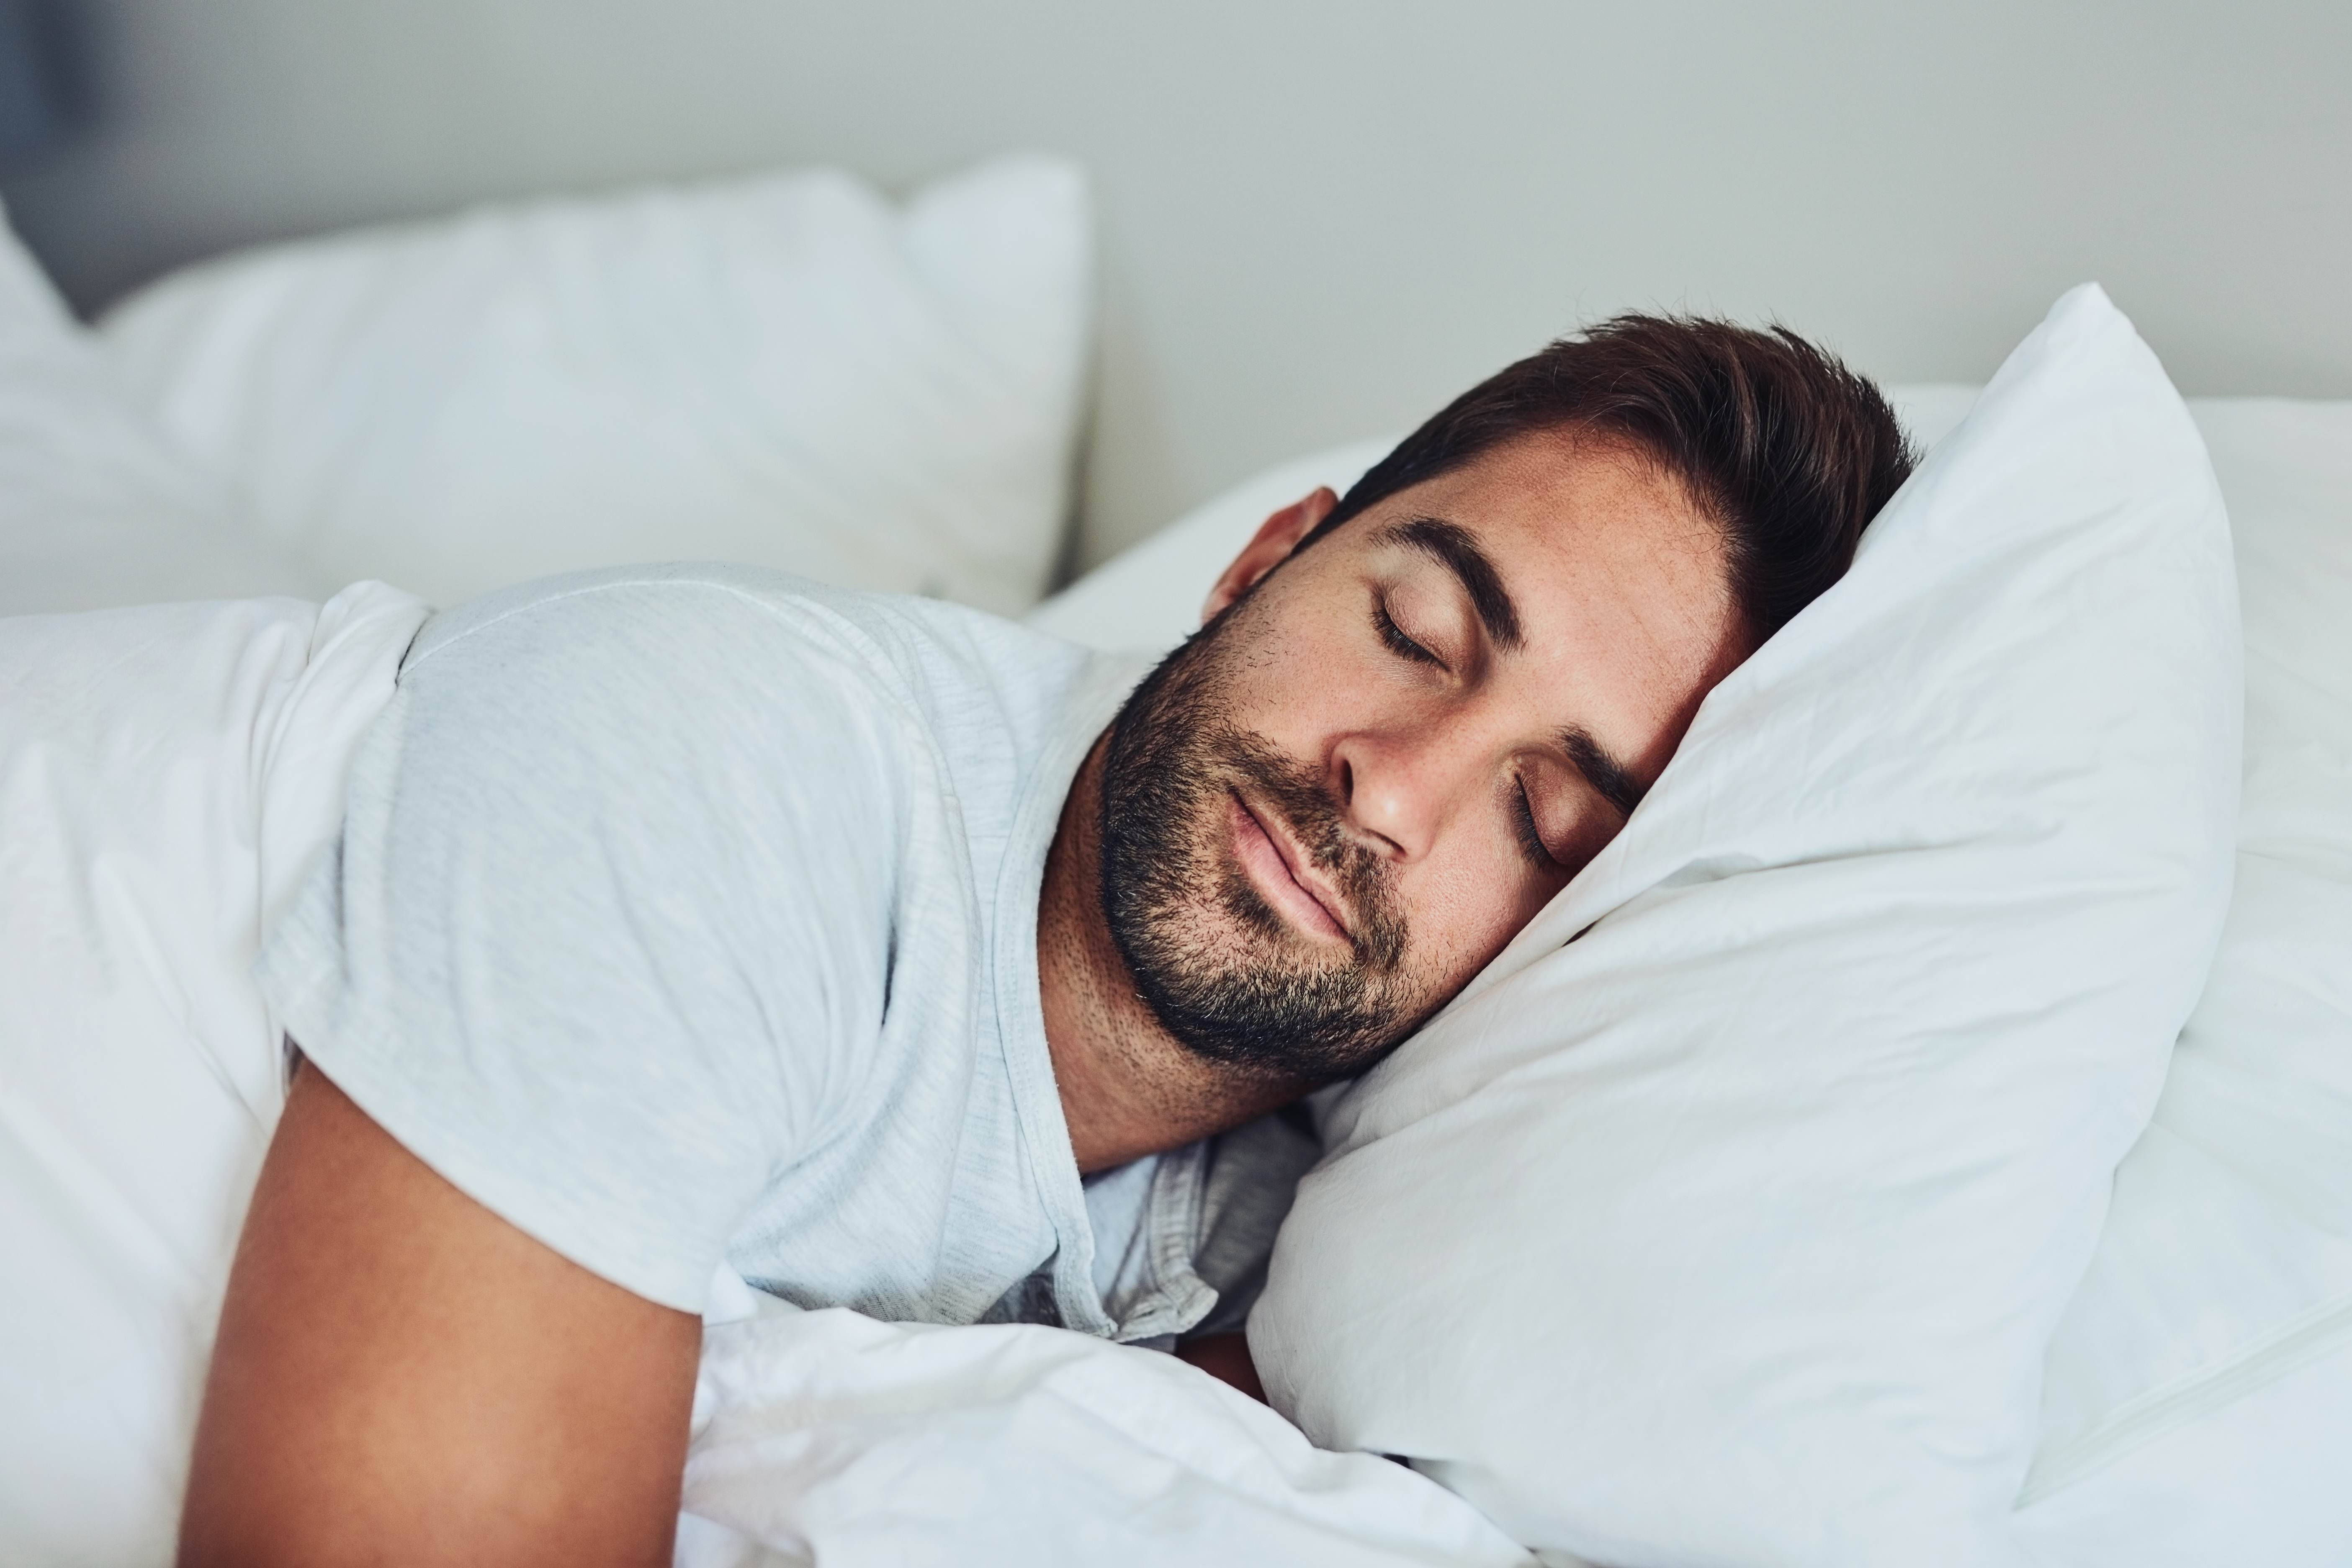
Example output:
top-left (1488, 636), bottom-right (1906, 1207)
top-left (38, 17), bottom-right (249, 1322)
top-left (0, 584), bottom-right (1525, 1565)
top-left (0, 584), bottom-right (427, 1563)
top-left (680, 1294), bottom-right (1528, 1568)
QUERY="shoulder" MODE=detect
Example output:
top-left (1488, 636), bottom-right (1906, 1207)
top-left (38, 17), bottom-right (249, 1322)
top-left (386, 564), bottom-right (1129, 842)
top-left (405, 563), bottom-right (1099, 731)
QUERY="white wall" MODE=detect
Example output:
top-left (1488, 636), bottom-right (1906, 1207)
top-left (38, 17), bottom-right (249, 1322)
top-left (6, 0), bottom-right (2347, 568)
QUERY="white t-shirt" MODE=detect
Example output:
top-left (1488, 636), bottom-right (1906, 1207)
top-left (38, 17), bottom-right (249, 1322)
top-left (256, 565), bottom-right (1314, 1336)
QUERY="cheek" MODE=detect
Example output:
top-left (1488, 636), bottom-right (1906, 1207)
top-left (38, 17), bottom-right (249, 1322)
top-left (1399, 837), bottom-right (1557, 986)
top-left (1217, 600), bottom-right (1387, 745)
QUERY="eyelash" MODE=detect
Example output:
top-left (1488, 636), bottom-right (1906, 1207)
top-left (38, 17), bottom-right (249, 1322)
top-left (1513, 778), bottom-right (1565, 873)
top-left (1373, 592), bottom-right (1559, 875)
top-left (1373, 597), bottom-right (1445, 668)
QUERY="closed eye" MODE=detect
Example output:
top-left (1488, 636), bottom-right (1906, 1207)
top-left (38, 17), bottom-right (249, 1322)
top-left (1374, 597), bottom-right (1446, 669)
top-left (1513, 778), bottom-right (1565, 873)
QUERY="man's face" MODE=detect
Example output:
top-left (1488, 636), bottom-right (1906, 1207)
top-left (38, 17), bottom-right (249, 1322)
top-left (1099, 431), bottom-right (1752, 1083)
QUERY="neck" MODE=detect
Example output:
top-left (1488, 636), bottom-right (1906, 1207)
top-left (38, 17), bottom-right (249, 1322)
top-left (1039, 736), bottom-right (1301, 1173)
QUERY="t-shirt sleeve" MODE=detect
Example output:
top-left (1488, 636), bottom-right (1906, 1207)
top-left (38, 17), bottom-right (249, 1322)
top-left (255, 579), bottom-right (908, 1313)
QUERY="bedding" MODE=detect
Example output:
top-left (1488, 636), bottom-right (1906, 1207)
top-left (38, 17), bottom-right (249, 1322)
top-left (94, 157), bottom-right (1091, 617)
top-left (1247, 286), bottom-right (2244, 1568)
top-left (2008, 396), bottom-right (2352, 1565)
top-left (0, 583), bottom-right (429, 1563)
top-left (0, 199), bottom-right (320, 615)
top-left (675, 1295), bottom-right (1532, 1567)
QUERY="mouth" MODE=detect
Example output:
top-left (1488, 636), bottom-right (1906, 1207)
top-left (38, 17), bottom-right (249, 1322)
top-left (1226, 790), bottom-right (1353, 945)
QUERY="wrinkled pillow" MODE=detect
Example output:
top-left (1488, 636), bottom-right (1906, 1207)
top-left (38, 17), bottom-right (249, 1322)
top-left (0, 199), bottom-right (317, 613)
top-left (2013, 397), bottom-right (2352, 1565)
top-left (100, 157), bottom-right (1090, 615)
top-left (1251, 286), bottom-right (2242, 1568)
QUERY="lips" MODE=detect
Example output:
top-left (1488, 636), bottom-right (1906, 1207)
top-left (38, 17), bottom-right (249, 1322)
top-left (1227, 790), bottom-right (1353, 943)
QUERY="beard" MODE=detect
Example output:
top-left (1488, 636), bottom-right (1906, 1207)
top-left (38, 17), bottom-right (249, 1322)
top-left (1098, 602), bottom-right (1432, 1085)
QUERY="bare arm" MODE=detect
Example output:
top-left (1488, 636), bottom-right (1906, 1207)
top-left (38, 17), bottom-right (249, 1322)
top-left (179, 1059), bottom-right (701, 1568)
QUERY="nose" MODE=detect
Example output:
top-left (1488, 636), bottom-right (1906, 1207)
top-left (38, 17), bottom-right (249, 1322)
top-left (1329, 727), bottom-right (1467, 863)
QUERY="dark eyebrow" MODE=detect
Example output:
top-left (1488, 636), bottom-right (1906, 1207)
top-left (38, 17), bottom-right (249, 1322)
top-left (1373, 515), bottom-right (1640, 817)
top-left (1373, 517), bottom-right (1523, 652)
top-left (1562, 725), bottom-right (1647, 820)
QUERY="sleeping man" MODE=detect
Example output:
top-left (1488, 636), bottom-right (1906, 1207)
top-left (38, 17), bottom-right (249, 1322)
top-left (180, 316), bottom-right (1912, 1567)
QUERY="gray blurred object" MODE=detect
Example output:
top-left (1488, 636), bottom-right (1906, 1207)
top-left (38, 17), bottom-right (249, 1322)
top-left (0, 0), bottom-right (80, 164)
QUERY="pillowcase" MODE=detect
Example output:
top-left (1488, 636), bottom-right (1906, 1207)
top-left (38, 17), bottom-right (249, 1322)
top-left (1249, 286), bottom-right (2242, 1568)
top-left (0, 200), bottom-right (319, 614)
top-left (98, 157), bottom-right (1091, 615)
top-left (2011, 397), bottom-right (2352, 1564)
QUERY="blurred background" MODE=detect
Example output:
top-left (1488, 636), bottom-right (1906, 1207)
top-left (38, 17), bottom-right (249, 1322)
top-left (3, 0), bottom-right (2346, 569)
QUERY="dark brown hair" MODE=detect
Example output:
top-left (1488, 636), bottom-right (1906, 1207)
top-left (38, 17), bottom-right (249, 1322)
top-left (1300, 314), bottom-right (1917, 640)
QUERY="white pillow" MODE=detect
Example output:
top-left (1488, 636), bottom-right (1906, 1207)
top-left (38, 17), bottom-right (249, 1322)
top-left (2011, 397), bottom-right (2352, 1564)
top-left (99, 157), bottom-right (1091, 615)
top-left (0, 201), bottom-right (319, 614)
top-left (1685, 380), bottom-right (2352, 1555)
top-left (1248, 286), bottom-right (2242, 1568)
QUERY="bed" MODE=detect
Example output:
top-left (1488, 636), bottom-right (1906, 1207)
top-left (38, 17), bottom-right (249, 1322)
top-left (3, 164), bottom-right (2347, 1568)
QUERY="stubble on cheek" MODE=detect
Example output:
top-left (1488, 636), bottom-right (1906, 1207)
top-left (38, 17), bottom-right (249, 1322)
top-left (1100, 603), bottom-right (1439, 1079)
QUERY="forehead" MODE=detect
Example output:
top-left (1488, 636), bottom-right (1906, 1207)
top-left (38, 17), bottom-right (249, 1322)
top-left (1380, 431), bottom-right (1714, 564)
top-left (1350, 431), bottom-right (1735, 634)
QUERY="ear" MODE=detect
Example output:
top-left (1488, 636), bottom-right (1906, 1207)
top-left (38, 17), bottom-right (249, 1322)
top-left (1201, 487), bottom-right (1341, 623)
